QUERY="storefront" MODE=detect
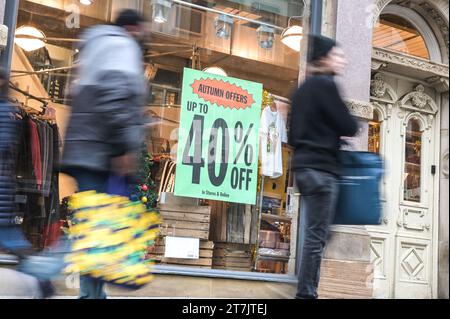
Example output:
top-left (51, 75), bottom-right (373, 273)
top-left (6, 0), bottom-right (448, 298)
top-left (0, 0), bottom-right (311, 297)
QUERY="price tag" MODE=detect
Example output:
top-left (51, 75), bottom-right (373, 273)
top-left (174, 68), bottom-right (263, 205)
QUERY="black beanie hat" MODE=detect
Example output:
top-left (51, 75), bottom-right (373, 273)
top-left (308, 34), bottom-right (337, 63)
top-left (115, 9), bottom-right (145, 27)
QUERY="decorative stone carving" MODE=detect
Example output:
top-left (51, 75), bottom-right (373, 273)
top-left (426, 76), bottom-right (450, 93)
top-left (410, 85), bottom-right (429, 109)
top-left (397, 84), bottom-right (438, 115)
top-left (370, 73), bottom-right (398, 102)
top-left (372, 0), bottom-right (392, 25)
top-left (372, 60), bottom-right (388, 71)
top-left (427, 114), bottom-right (434, 130)
top-left (345, 99), bottom-right (374, 120)
top-left (429, 0), bottom-right (450, 21)
top-left (371, 73), bottom-right (387, 98)
top-left (373, 48), bottom-right (449, 78)
top-left (417, 2), bottom-right (449, 58)
top-left (397, 111), bottom-right (406, 120)
top-left (386, 104), bottom-right (394, 118)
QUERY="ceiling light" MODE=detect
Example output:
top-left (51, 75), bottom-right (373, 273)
top-left (257, 26), bottom-right (275, 50)
top-left (203, 66), bottom-right (228, 77)
top-left (15, 26), bottom-right (46, 52)
top-left (281, 24), bottom-right (303, 52)
top-left (152, 0), bottom-right (172, 24)
top-left (79, 0), bottom-right (93, 5)
top-left (215, 14), bottom-right (234, 39)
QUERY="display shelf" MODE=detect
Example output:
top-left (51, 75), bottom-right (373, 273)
top-left (257, 254), bottom-right (290, 262)
top-left (261, 213), bottom-right (292, 223)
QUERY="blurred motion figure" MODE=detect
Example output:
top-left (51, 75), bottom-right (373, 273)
top-left (289, 35), bottom-right (359, 299)
top-left (60, 9), bottom-right (149, 299)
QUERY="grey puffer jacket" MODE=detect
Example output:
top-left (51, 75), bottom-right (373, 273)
top-left (61, 25), bottom-right (148, 174)
top-left (0, 99), bottom-right (19, 226)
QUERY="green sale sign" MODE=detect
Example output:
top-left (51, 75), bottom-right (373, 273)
top-left (174, 68), bottom-right (263, 205)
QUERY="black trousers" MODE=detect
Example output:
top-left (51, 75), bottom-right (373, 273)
top-left (295, 168), bottom-right (339, 299)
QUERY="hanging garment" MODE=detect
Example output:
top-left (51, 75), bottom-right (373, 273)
top-left (0, 100), bottom-right (20, 226)
top-left (29, 119), bottom-right (43, 191)
top-left (43, 124), bottom-right (61, 248)
top-left (260, 107), bottom-right (288, 178)
top-left (40, 122), bottom-right (54, 197)
top-left (16, 116), bottom-right (36, 192)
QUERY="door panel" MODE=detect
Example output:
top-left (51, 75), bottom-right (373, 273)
top-left (368, 73), bottom-right (438, 299)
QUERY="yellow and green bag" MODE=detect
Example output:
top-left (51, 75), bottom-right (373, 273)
top-left (65, 191), bottom-right (162, 289)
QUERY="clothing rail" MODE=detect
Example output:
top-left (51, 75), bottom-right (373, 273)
top-left (8, 82), bottom-right (48, 115)
top-left (9, 98), bottom-right (55, 123)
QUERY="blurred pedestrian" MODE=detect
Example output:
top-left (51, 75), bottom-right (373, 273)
top-left (289, 35), bottom-right (359, 299)
top-left (0, 69), bottom-right (28, 251)
top-left (60, 9), bottom-right (149, 299)
top-left (0, 68), bottom-right (55, 298)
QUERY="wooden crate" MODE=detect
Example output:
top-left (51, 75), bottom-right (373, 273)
top-left (158, 204), bottom-right (211, 240)
top-left (147, 237), bottom-right (214, 269)
top-left (209, 202), bottom-right (259, 244)
top-left (212, 243), bottom-right (254, 272)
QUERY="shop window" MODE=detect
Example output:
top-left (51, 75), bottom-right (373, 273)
top-left (11, 0), bottom-right (304, 276)
top-left (373, 14), bottom-right (429, 60)
top-left (369, 111), bottom-right (382, 154)
top-left (404, 118), bottom-right (422, 203)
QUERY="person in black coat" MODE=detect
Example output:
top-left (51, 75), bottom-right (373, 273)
top-left (289, 35), bottom-right (359, 299)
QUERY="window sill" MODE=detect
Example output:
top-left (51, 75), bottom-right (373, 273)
top-left (152, 265), bottom-right (298, 284)
top-left (0, 255), bottom-right (298, 284)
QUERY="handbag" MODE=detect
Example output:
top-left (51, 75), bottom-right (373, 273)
top-left (333, 151), bottom-right (384, 225)
top-left (66, 191), bottom-right (162, 289)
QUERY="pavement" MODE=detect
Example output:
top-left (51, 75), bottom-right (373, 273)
top-left (0, 268), bottom-right (42, 299)
top-left (0, 268), bottom-right (197, 299)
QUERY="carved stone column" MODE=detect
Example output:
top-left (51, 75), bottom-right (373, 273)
top-left (439, 91), bottom-right (449, 299)
top-left (0, 0), bottom-right (5, 25)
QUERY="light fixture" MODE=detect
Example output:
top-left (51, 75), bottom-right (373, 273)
top-left (257, 26), bottom-right (275, 50)
top-left (79, 0), bottom-right (93, 5)
top-left (203, 66), bottom-right (228, 77)
top-left (215, 14), bottom-right (234, 39)
top-left (281, 20), bottom-right (304, 52)
top-left (152, 0), bottom-right (172, 24)
top-left (15, 26), bottom-right (46, 52)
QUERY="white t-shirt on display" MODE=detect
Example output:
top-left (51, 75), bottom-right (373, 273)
top-left (260, 106), bottom-right (288, 179)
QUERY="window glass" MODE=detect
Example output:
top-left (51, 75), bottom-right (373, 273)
top-left (369, 111), bottom-right (381, 154)
top-left (373, 14), bottom-right (429, 60)
top-left (404, 119), bottom-right (422, 202)
top-left (12, 0), bottom-right (305, 275)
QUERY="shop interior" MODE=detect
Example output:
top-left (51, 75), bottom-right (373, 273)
top-left (7, 0), bottom-right (305, 275)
